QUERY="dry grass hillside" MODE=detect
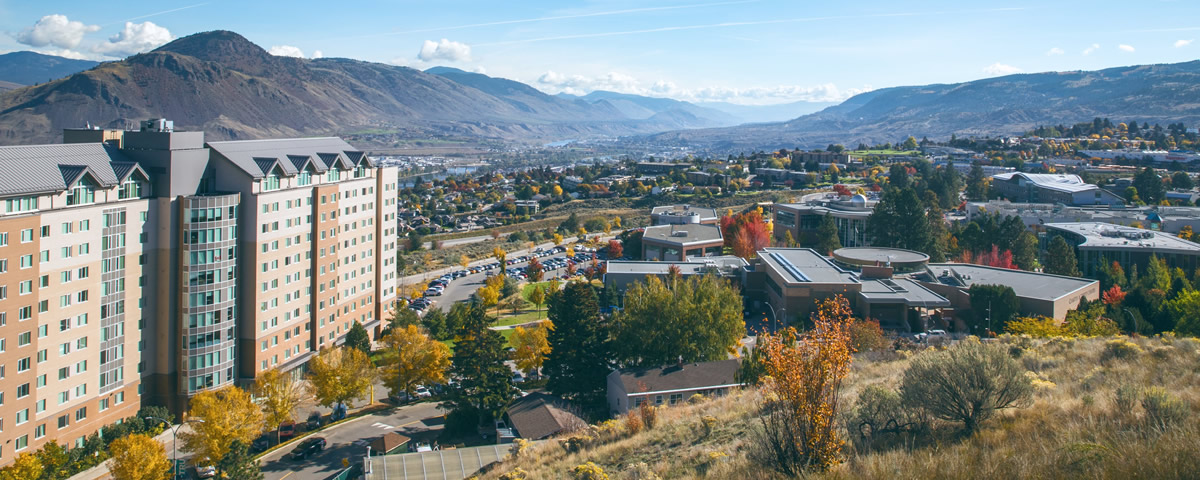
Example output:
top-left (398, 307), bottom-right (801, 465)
top-left (479, 335), bottom-right (1200, 479)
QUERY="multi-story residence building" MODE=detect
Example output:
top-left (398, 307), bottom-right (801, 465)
top-left (0, 120), bottom-right (399, 464)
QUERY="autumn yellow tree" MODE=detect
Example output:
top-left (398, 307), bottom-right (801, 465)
top-left (460, 255), bottom-right (471, 270)
top-left (108, 433), bottom-right (171, 480)
top-left (612, 216), bottom-right (622, 229)
top-left (529, 285), bottom-right (547, 318)
top-left (511, 323), bottom-right (552, 377)
top-left (380, 325), bottom-right (451, 398)
top-left (753, 295), bottom-right (854, 474)
top-left (252, 368), bottom-right (308, 443)
top-left (308, 346), bottom-right (378, 408)
top-left (566, 245), bottom-right (575, 257)
top-left (552, 185), bottom-right (564, 196)
top-left (1180, 225), bottom-right (1194, 241)
top-left (553, 233), bottom-right (564, 246)
top-left (493, 246), bottom-right (507, 266)
top-left (477, 284), bottom-right (500, 318)
top-left (0, 452), bottom-right (43, 480)
top-left (179, 386), bottom-right (264, 466)
top-left (577, 227), bottom-right (588, 239)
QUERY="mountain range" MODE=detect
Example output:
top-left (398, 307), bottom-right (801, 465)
top-left (0, 30), bottom-right (1197, 150)
top-left (645, 61), bottom-right (1200, 151)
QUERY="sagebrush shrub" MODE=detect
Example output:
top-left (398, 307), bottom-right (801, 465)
top-left (572, 462), bottom-right (609, 480)
top-left (1141, 387), bottom-right (1187, 430)
top-left (1113, 384), bottom-right (1138, 414)
top-left (900, 339), bottom-right (1033, 433)
top-left (1101, 339), bottom-right (1142, 361)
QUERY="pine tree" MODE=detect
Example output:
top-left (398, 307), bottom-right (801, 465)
top-left (923, 192), bottom-right (948, 262)
top-left (815, 214), bottom-right (840, 255)
top-left (867, 187), bottom-right (929, 252)
top-left (442, 303), bottom-right (516, 430)
top-left (965, 163), bottom-right (989, 201)
top-left (1044, 236), bottom-right (1081, 277)
top-left (544, 282), bottom-right (613, 411)
top-left (345, 321), bottom-right (371, 353)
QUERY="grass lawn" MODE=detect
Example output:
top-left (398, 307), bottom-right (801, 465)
top-left (521, 281), bottom-right (560, 302)
top-left (492, 310), bottom-right (546, 327)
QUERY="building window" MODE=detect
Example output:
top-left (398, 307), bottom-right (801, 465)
top-left (118, 179), bottom-right (144, 199)
top-left (262, 174), bottom-right (281, 191)
top-left (298, 171), bottom-right (312, 186)
top-left (5, 196), bottom-right (38, 213)
top-left (66, 183), bottom-right (95, 206)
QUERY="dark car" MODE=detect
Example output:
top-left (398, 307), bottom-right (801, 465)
top-left (306, 411), bottom-right (324, 430)
top-left (290, 437), bottom-right (327, 461)
top-left (250, 435), bottom-right (272, 454)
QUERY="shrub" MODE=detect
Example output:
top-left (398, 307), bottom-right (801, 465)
top-left (688, 393), bottom-right (705, 404)
top-left (624, 463), bottom-right (661, 480)
top-left (900, 339), bottom-right (1034, 433)
top-left (638, 402), bottom-right (658, 430)
top-left (1004, 316), bottom-right (1064, 337)
top-left (508, 438), bottom-right (531, 459)
top-left (499, 467), bottom-right (529, 480)
top-left (1113, 384), bottom-right (1138, 414)
top-left (572, 462), bottom-right (609, 480)
top-left (1101, 339), bottom-right (1142, 361)
top-left (851, 385), bottom-right (927, 442)
top-left (559, 435), bottom-right (590, 453)
top-left (700, 415), bottom-right (718, 437)
top-left (1149, 345), bottom-right (1174, 360)
top-left (1141, 387), bottom-right (1188, 430)
top-left (850, 319), bottom-right (890, 352)
top-left (624, 410), bottom-right (644, 434)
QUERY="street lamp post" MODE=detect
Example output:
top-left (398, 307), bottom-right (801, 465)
top-left (146, 416), bottom-right (205, 479)
top-left (1124, 308), bottom-right (1138, 336)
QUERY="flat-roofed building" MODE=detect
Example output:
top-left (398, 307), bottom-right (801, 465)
top-left (914, 263), bottom-right (1099, 322)
top-left (772, 194), bottom-right (875, 249)
top-left (991, 172), bottom-right (1124, 206)
top-left (1043, 222), bottom-right (1200, 277)
top-left (650, 205), bottom-right (719, 225)
top-left (603, 257), bottom-right (747, 297)
top-left (641, 224), bottom-right (724, 261)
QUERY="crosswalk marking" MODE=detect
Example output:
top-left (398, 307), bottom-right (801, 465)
top-left (371, 422), bottom-right (396, 429)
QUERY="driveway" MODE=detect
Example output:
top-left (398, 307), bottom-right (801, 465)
top-left (260, 401), bottom-right (446, 480)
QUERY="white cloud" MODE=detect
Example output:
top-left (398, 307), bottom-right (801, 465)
top-left (417, 39), bottom-right (471, 62)
top-left (15, 14), bottom-right (99, 49)
top-left (470, 66), bottom-right (487, 74)
top-left (268, 45), bottom-right (306, 58)
top-left (534, 70), bottom-right (869, 104)
top-left (1045, 47), bottom-right (1064, 56)
top-left (982, 63), bottom-right (1023, 76)
top-left (92, 21), bottom-right (173, 57)
top-left (1175, 39), bottom-right (1193, 48)
top-left (1118, 44), bottom-right (1135, 52)
top-left (312, 50), bottom-right (323, 59)
top-left (1083, 43), bottom-right (1100, 55)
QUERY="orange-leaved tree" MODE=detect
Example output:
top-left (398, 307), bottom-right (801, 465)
top-left (753, 295), bottom-right (854, 474)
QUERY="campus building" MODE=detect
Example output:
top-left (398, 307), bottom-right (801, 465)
top-left (1043, 222), bottom-right (1200, 277)
top-left (0, 120), bottom-right (398, 462)
top-left (772, 194), bottom-right (875, 249)
top-left (640, 224), bottom-right (724, 261)
top-left (650, 205), bottom-right (719, 226)
top-left (990, 172), bottom-right (1124, 206)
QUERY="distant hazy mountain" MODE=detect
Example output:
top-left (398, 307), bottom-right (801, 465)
top-left (695, 100), bottom-right (837, 124)
top-left (645, 61), bottom-right (1200, 152)
top-left (0, 81), bottom-right (22, 93)
top-left (0, 51), bottom-right (98, 86)
top-left (0, 31), bottom-right (729, 145)
top-left (556, 90), bottom-right (738, 126)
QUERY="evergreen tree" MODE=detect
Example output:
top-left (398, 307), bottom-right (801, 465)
top-left (815, 214), bottom-right (840, 255)
top-left (867, 187), bottom-right (929, 252)
top-left (888, 164), bottom-right (910, 189)
top-left (344, 321), bottom-right (371, 353)
top-left (1011, 232), bottom-right (1039, 271)
top-left (1044, 236), bottom-right (1081, 277)
top-left (216, 440), bottom-right (264, 480)
top-left (442, 303), bottom-right (516, 430)
top-left (1132, 167), bottom-right (1164, 204)
top-left (1171, 171), bottom-right (1194, 191)
top-left (965, 163), bottom-right (989, 201)
top-left (923, 192), bottom-right (948, 262)
top-left (544, 282), bottom-right (613, 410)
top-left (967, 284), bottom-right (1020, 335)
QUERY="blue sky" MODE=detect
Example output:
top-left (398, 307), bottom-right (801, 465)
top-left (1, 0), bottom-right (1198, 105)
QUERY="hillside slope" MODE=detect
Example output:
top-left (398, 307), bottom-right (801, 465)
top-left (644, 61), bottom-right (1200, 151)
top-left (0, 31), bottom-right (709, 145)
top-left (0, 51), bottom-right (99, 86)
top-left (480, 335), bottom-right (1200, 479)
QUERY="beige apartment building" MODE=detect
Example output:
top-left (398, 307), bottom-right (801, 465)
top-left (0, 120), bottom-right (398, 464)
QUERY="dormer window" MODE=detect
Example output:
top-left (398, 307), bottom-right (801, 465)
top-left (354, 166), bottom-right (368, 178)
top-left (262, 174), bottom-right (281, 191)
top-left (298, 171), bottom-right (312, 186)
top-left (118, 178), bottom-right (147, 199)
top-left (326, 169), bottom-right (341, 182)
top-left (67, 182), bottom-right (95, 206)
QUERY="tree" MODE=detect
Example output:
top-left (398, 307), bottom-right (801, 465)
top-left (783, 230), bottom-right (797, 248)
top-left (923, 192), bottom-right (948, 262)
top-left (607, 239), bottom-right (623, 259)
top-left (900, 340), bottom-right (1033, 433)
top-left (1011, 231), bottom-right (1039, 271)
top-left (1172, 171), bottom-right (1193, 190)
top-left (614, 274), bottom-right (744, 366)
top-left (1179, 225), bottom-right (1195, 241)
top-left (0, 452), bottom-right (43, 480)
top-left (477, 285), bottom-right (500, 318)
top-left (722, 210), bottom-right (771, 259)
top-left (381, 325), bottom-right (450, 398)
top-left (967, 284), bottom-right (1020, 335)
top-left (553, 233), bottom-right (564, 246)
top-left (526, 256), bottom-right (544, 282)
top-left (108, 434), bottom-right (171, 480)
top-left (529, 285), bottom-right (547, 318)
top-left (511, 323), bottom-right (552, 377)
top-left (902, 135), bottom-right (919, 151)
top-left (545, 282), bottom-right (613, 409)
top-left (1043, 236), bottom-right (1081, 277)
top-left (460, 255), bottom-right (471, 271)
top-left (387, 302), bottom-right (421, 333)
top-left (308, 346), bottom-right (378, 408)
top-left (752, 296), bottom-right (854, 474)
top-left (493, 246), bottom-right (507, 266)
top-left (179, 386), bottom-right (264, 466)
top-left (867, 187), bottom-right (929, 252)
top-left (1165, 289), bottom-right (1200, 336)
top-left (1063, 302), bottom-right (1121, 337)
top-left (965, 163), bottom-right (989, 201)
top-left (815, 214), bottom-right (840, 255)
top-left (36, 440), bottom-right (70, 480)
top-left (253, 368), bottom-right (307, 444)
top-left (215, 440), bottom-right (263, 480)
top-left (443, 303), bottom-right (516, 430)
top-left (345, 321), bottom-right (371, 353)
top-left (1132, 167), bottom-right (1164, 204)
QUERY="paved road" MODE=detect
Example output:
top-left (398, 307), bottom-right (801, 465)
top-left (428, 248), bottom-right (593, 312)
top-left (261, 401), bottom-right (445, 480)
top-left (421, 233), bottom-right (506, 250)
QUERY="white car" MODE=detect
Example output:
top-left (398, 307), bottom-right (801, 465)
top-left (415, 386), bottom-right (432, 398)
top-left (194, 465), bottom-right (217, 479)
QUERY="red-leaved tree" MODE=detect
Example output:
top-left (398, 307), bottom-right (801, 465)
top-left (607, 239), bottom-right (623, 259)
top-left (721, 209), bottom-right (771, 258)
top-left (833, 184), bottom-right (852, 196)
top-left (1101, 285), bottom-right (1126, 306)
top-left (958, 245), bottom-right (1016, 269)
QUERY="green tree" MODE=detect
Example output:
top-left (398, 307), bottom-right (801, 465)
top-left (1141, 254), bottom-right (1171, 292)
top-left (529, 285), bottom-right (547, 318)
top-left (901, 136), bottom-right (919, 151)
top-left (888, 164), bottom-right (910, 189)
top-left (215, 440), bottom-right (263, 480)
top-left (815, 214), bottom-right (840, 255)
top-left (545, 282), bottom-right (613, 409)
top-left (1165, 288), bottom-right (1200, 336)
top-left (388, 302), bottom-right (422, 332)
top-left (900, 340), bottom-right (1033, 433)
top-left (867, 187), bottom-right (929, 252)
top-left (1011, 231), bottom-right (1040, 271)
top-left (442, 303), bottom-right (516, 430)
top-left (1043, 236), bottom-right (1081, 277)
top-left (965, 163), bottom-right (989, 201)
top-left (345, 321), bottom-right (371, 353)
top-left (966, 284), bottom-right (1020, 335)
top-left (614, 274), bottom-right (745, 367)
top-left (421, 307), bottom-right (449, 340)
top-left (1171, 171), bottom-right (1194, 190)
top-left (1133, 167), bottom-right (1164, 204)
top-left (923, 192), bottom-right (948, 262)
top-left (35, 440), bottom-right (69, 480)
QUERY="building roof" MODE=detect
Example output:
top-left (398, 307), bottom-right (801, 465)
top-left (0, 143), bottom-right (140, 196)
top-left (642, 223), bottom-right (723, 246)
top-left (992, 172), bottom-right (1097, 194)
top-left (651, 205), bottom-right (719, 221)
top-left (207, 137), bottom-right (371, 179)
top-left (617, 359), bottom-right (741, 396)
top-left (369, 432), bottom-right (410, 454)
top-left (858, 278), bottom-right (950, 307)
top-left (1045, 222), bottom-right (1200, 253)
top-left (759, 248), bottom-right (860, 284)
top-left (605, 256), bottom-right (747, 277)
top-left (505, 392), bottom-right (585, 440)
top-left (833, 247), bottom-right (929, 266)
top-left (922, 263), bottom-right (1097, 301)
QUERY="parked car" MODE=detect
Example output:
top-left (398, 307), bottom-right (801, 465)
top-left (250, 435), bottom-right (272, 454)
top-left (307, 411), bottom-right (324, 430)
top-left (193, 464), bottom-right (217, 479)
top-left (290, 437), bottom-right (327, 461)
top-left (415, 386), bottom-right (432, 398)
top-left (512, 372), bottom-right (526, 384)
top-left (278, 421), bottom-right (297, 440)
